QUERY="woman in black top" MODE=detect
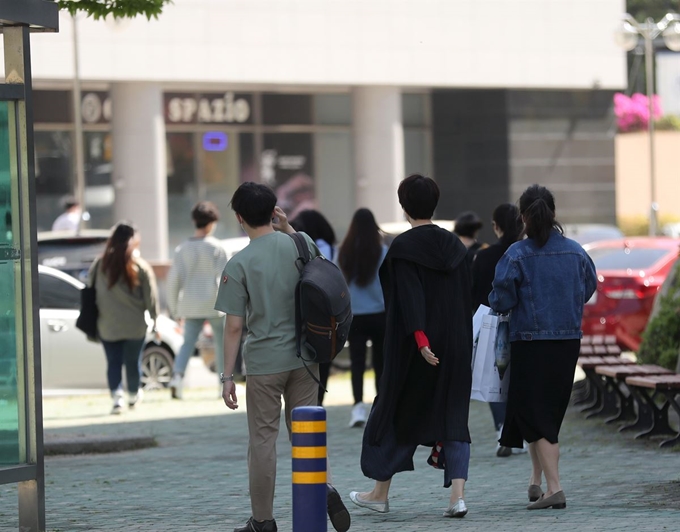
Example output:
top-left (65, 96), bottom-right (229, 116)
top-left (453, 211), bottom-right (484, 269)
top-left (471, 204), bottom-right (522, 311)
top-left (471, 204), bottom-right (522, 457)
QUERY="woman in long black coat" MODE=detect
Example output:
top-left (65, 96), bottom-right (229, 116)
top-left (349, 175), bottom-right (473, 519)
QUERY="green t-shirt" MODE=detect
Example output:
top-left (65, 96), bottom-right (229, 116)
top-left (214, 231), bottom-right (319, 375)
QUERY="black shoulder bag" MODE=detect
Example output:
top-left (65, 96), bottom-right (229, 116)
top-left (76, 260), bottom-right (99, 339)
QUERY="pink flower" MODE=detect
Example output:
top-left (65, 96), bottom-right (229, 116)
top-left (614, 92), bottom-right (663, 132)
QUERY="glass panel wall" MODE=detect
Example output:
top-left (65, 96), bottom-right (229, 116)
top-left (315, 131), bottom-right (354, 239)
top-left (402, 93), bottom-right (432, 179)
top-left (166, 131), bottom-right (256, 252)
top-left (34, 130), bottom-right (73, 231)
top-left (84, 132), bottom-right (114, 230)
top-left (0, 101), bottom-right (21, 465)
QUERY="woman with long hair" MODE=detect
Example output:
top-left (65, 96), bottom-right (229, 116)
top-left (89, 221), bottom-right (159, 414)
top-left (489, 185), bottom-right (597, 509)
top-left (290, 209), bottom-right (337, 405)
top-left (337, 208), bottom-right (388, 428)
top-left (471, 204), bottom-right (524, 458)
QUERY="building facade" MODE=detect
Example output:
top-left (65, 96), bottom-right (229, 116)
top-left (7, 0), bottom-right (626, 259)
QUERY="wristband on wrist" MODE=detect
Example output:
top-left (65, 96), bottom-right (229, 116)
top-left (220, 373), bottom-right (234, 383)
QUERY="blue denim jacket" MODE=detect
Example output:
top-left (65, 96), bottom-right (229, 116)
top-left (489, 230), bottom-right (597, 342)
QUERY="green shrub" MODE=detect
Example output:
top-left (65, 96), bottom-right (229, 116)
top-left (638, 266), bottom-right (680, 370)
top-left (656, 115), bottom-right (680, 131)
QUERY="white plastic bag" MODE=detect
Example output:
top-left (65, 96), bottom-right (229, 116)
top-left (471, 313), bottom-right (510, 403)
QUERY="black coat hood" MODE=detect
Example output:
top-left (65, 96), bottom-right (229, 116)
top-left (386, 224), bottom-right (467, 272)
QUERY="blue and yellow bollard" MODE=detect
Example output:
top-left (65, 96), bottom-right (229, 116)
top-left (292, 406), bottom-right (327, 532)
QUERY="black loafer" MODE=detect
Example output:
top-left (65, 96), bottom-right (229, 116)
top-left (234, 517), bottom-right (277, 532)
top-left (327, 484), bottom-right (351, 532)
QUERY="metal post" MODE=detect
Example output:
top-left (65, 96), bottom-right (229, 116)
top-left (291, 406), bottom-right (327, 532)
top-left (4, 24), bottom-right (46, 532)
top-left (71, 15), bottom-right (86, 232)
top-left (644, 19), bottom-right (658, 236)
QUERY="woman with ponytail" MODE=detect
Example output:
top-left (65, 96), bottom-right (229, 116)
top-left (89, 221), bottom-right (159, 414)
top-left (489, 185), bottom-right (597, 511)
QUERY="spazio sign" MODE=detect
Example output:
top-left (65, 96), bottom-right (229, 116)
top-left (33, 90), bottom-right (255, 126)
top-left (164, 92), bottom-right (253, 124)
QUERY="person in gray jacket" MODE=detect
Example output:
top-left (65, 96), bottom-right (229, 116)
top-left (167, 201), bottom-right (229, 399)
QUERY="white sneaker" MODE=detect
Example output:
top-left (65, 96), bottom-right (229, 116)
top-left (169, 374), bottom-right (183, 400)
top-left (443, 497), bottom-right (468, 518)
top-left (349, 402), bottom-right (367, 428)
top-left (111, 391), bottom-right (124, 415)
top-left (129, 388), bottom-right (144, 408)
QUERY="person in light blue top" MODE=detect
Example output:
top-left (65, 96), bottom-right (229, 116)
top-left (290, 209), bottom-right (338, 404)
top-left (338, 208), bottom-right (388, 428)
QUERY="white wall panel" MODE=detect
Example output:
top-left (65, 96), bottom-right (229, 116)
top-left (18, 0), bottom-right (625, 89)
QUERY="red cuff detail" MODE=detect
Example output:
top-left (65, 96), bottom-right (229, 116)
top-left (415, 330), bottom-right (430, 350)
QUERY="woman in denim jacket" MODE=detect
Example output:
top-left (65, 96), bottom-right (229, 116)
top-left (489, 185), bottom-right (597, 511)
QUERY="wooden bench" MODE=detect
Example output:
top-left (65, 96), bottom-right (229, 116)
top-left (594, 364), bottom-right (673, 424)
top-left (575, 356), bottom-right (634, 414)
top-left (624, 375), bottom-right (680, 448)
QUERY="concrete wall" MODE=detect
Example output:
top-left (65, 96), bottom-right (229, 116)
top-left (21, 0), bottom-right (626, 90)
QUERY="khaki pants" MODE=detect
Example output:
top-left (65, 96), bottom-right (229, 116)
top-left (246, 365), bottom-right (319, 521)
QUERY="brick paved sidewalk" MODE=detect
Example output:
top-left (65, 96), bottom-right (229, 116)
top-left (0, 374), bottom-right (679, 531)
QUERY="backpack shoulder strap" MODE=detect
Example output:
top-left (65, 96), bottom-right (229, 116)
top-left (290, 232), bottom-right (311, 269)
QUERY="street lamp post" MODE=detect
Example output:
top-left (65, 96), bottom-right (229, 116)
top-left (615, 13), bottom-right (680, 236)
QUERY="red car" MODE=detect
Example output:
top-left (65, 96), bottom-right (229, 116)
top-left (582, 237), bottom-right (680, 352)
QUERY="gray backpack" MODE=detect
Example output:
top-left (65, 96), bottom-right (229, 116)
top-left (290, 233), bottom-right (353, 364)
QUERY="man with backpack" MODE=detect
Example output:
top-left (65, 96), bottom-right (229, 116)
top-left (215, 182), bottom-right (350, 532)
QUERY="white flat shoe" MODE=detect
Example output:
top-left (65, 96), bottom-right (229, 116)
top-left (443, 497), bottom-right (468, 518)
top-left (349, 491), bottom-right (389, 513)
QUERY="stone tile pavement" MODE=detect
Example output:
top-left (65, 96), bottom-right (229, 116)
top-left (1, 372), bottom-right (679, 531)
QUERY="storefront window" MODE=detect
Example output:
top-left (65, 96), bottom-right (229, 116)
top-left (0, 101), bottom-right (21, 465)
top-left (402, 93), bottom-right (429, 127)
top-left (404, 129), bottom-right (432, 178)
top-left (403, 93), bottom-right (432, 178)
top-left (314, 94), bottom-right (351, 125)
top-left (315, 131), bottom-right (354, 238)
top-left (34, 130), bottom-right (73, 231)
top-left (167, 131), bottom-right (256, 251)
top-left (262, 94), bottom-right (313, 125)
top-left (261, 133), bottom-right (314, 219)
top-left (84, 132), bottom-right (114, 229)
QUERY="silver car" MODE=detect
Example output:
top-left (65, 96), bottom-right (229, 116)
top-left (38, 265), bottom-right (184, 390)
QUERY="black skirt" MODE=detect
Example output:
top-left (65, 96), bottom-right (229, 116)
top-left (499, 339), bottom-right (580, 449)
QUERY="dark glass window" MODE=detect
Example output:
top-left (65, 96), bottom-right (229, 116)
top-left (33, 90), bottom-right (72, 123)
top-left (262, 94), bottom-right (313, 125)
top-left (38, 272), bottom-right (81, 310)
top-left (35, 130), bottom-right (74, 231)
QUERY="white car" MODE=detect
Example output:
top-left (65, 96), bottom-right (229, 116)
top-left (38, 265), bottom-right (184, 390)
